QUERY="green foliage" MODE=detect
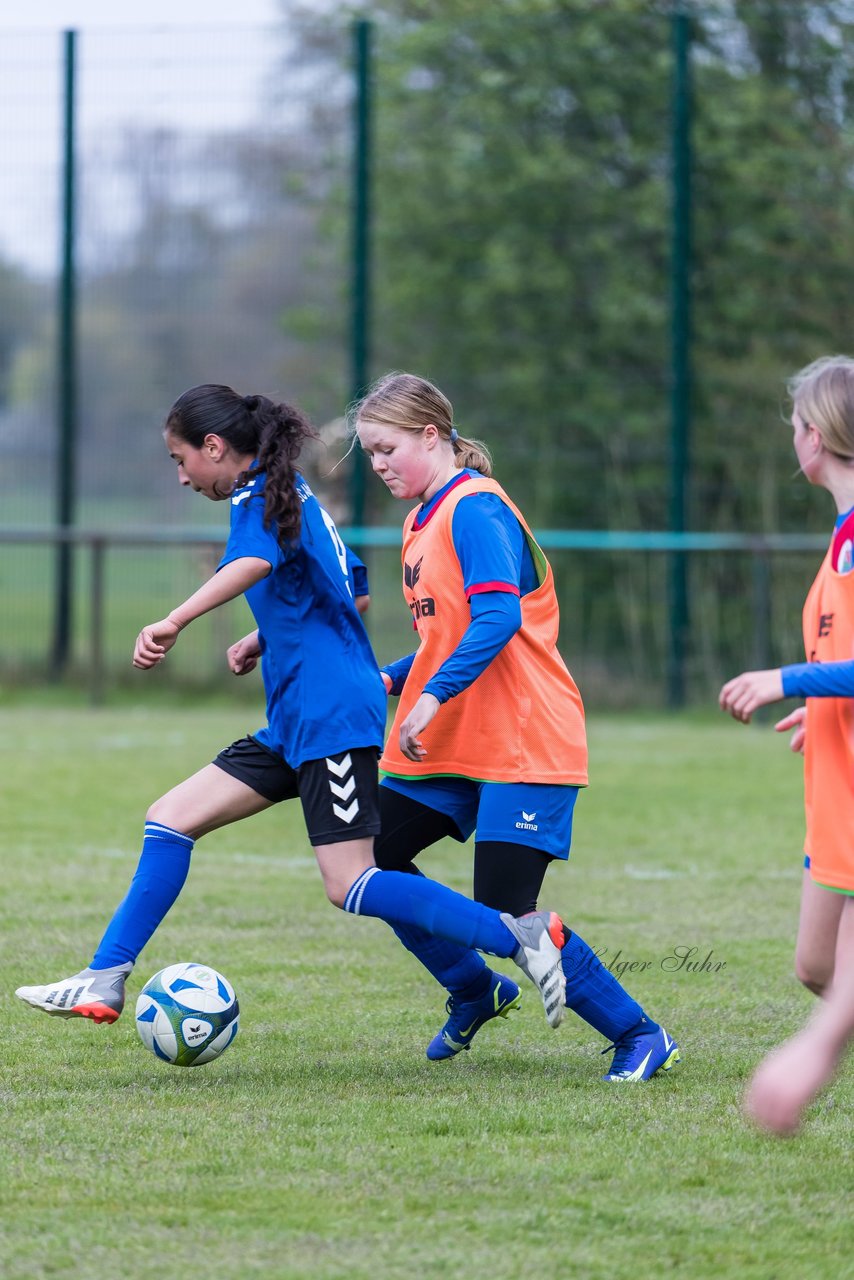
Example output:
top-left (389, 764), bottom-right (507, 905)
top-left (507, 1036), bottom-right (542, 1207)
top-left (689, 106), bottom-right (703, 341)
top-left (3, 5), bottom-right (853, 703)
top-left (284, 0), bottom-right (854, 690)
top-left (365, 0), bottom-right (674, 530)
top-left (341, 1), bottom-right (853, 533)
top-left (3, 706), bottom-right (854, 1279)
top-left (691, 1), bottom-right (854, 534)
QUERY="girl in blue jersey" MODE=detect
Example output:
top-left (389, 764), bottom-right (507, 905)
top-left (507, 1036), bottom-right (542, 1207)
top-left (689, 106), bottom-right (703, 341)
top-left (355, 371), bottom-right (679, 1082)
top-left (15, 384), bottom-right (568, 1030)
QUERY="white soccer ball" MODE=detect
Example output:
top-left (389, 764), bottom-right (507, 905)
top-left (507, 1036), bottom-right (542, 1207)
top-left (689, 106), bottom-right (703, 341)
top-left (135, 962), bottom-right (239, 1067)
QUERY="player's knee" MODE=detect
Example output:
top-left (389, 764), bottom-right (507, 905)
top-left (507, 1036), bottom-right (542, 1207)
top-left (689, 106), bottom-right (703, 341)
top-left (794, 952), bottom-right (830, 996)
top-left (326, 883), bottom-right (348, 909)
top-left (316, 867), bottom-right (350, 909)
top-left (146, 798), bottom-right (166, 825)
top-left (146, 796), bottom-right (183, 830)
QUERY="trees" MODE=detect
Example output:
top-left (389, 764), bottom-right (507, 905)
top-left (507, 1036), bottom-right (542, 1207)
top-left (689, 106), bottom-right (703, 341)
top-left (289, 0), bottom-right (854, 539)
top-left (283, 0), bottom-right (854, 687)
top-left (4, 2), bottom-right (852, 690)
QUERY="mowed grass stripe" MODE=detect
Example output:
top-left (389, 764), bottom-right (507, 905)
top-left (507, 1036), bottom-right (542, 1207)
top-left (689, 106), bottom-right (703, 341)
top-left (1, 706), bottom-right (851, 1280)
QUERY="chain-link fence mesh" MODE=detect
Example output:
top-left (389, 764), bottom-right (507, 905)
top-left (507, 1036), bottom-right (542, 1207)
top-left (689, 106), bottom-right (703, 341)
top-left (1, 4), bottom-right (851, 704)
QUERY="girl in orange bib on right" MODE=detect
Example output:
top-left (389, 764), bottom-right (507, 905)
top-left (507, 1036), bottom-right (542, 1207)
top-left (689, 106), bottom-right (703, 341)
top-left (720, 355), bottom-right (854, 1132)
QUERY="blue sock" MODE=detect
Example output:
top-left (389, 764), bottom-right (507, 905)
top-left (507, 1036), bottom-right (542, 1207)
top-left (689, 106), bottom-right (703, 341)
top-left (561, 930), bottom-right (653, 1043)
top-left (392, 922), bottom-right (490, 996)
top-left (91, 822), bottom-right (195, 969)
top-left (387, 866), bottom-right (489, 995)
top-left (344, 868), bottom-right (516, 957)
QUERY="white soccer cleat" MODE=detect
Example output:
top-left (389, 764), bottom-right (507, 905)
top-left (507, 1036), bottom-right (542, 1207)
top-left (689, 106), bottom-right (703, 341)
top-left (15, 962), bottom-right (132, 1024)
top-left (500, 910), bottom-right (566, 1028)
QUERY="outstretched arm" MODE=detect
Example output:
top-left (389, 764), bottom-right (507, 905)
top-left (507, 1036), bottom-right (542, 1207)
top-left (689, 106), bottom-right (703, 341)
top-left (719, 668), bottom-right (784, 722)
top-left (133, 557), bottom-right (270, 669)
top-left (721, 660), bottom-right (854, 722)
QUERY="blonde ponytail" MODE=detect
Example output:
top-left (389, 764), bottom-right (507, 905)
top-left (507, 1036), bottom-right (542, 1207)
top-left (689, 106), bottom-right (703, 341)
top-left (452, 432), bottom-right (492, 476)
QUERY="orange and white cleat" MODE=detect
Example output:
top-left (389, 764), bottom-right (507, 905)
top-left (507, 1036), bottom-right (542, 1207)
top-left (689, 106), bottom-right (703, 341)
top-left (500, 910), bottom-right (566, 1028)
top-left (15, 962), bottom-right (132, 1024)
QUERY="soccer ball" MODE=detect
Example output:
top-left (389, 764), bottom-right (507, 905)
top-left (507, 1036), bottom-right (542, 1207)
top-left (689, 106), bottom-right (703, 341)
top-left (135, 962), bottom-right (239, 1067)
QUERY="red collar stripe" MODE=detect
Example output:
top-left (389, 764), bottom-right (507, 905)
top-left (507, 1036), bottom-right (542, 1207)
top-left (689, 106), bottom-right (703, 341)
top-left (412, 472), bottom-right (473, 530)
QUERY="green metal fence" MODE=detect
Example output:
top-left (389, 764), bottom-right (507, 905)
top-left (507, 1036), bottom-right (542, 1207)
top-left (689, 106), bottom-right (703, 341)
top-left (0, 5), bottom-right (850, 706)
top-left (0, 525), bottom-right (827, 709)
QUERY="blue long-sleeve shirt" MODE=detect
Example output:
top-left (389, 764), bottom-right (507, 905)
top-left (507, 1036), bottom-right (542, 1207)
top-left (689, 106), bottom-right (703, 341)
top-left (383, 591), bottom-right (522, 701)
top-left (782, 661), bottom-right (854, 698)
top-left (382, 472), bottom-right (538, 703)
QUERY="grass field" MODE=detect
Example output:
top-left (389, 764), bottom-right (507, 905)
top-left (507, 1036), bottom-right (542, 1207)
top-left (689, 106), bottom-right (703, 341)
top-left (2, 704), bottom-right (853, 1280)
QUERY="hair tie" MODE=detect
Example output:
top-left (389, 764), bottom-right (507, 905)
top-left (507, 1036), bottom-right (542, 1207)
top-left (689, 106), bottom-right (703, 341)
top-left (244, 394), bottom-right (259, 412)
top-left (449, 427), bottom-right (459, 443)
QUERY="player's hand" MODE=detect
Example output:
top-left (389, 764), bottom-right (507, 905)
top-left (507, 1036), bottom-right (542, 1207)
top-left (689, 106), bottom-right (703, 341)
top-left (399, 693), bottom-right (440, 761)
top-left (133, 617), bottom-right (181, 669)
top-left (228, 631), bottom-right (261, 675)
top-left (775, 705), bottom-right (806, 754)
top-left (719, 668), bottom-right (784, 722)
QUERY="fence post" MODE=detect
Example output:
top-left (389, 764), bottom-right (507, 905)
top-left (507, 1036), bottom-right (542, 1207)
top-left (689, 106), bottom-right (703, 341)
top-left (349, 17), bottom-right (373, 552)
top-left (51, 29), bottom-right (78, 679)
top-left (667, 7), bottom-right (693, 708)
top-left (89, 536), bottom-right (106, 706)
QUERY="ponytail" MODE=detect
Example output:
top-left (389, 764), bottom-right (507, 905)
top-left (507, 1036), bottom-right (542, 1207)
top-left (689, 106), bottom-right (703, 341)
top-left (238, 397), bottom-right (318, 545)
top-left (451, 432), bottom-right (492, 477)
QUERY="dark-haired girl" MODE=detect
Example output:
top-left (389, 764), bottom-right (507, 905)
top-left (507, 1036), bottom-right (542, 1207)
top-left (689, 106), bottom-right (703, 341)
top-left (16, 384), bottom-right (566, 1030)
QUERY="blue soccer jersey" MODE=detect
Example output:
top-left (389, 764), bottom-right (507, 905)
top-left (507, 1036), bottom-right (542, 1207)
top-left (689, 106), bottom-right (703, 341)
top-left (218, 471), bottom-right (386, 767)
top-left (345, 547), bottom-right (369, 599)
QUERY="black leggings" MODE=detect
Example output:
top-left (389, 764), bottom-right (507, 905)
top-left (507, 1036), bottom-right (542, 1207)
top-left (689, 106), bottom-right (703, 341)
top-left (374, 785), bottom-right (556, 917)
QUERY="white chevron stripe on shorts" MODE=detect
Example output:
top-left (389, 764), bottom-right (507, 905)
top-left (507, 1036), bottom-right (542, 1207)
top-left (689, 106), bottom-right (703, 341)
top-left (326, 753), bottom-right (353, 778)
top-left (326, 754), bottom-right (360, 824)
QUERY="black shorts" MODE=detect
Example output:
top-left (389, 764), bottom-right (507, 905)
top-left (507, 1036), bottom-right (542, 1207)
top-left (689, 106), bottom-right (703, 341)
top-left (212, 736), bottom-right (381, 847)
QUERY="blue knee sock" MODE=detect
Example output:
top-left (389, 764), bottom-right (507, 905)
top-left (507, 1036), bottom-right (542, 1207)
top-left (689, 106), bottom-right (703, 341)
top-left (344, 867), bottom-right (516, 958)
top-left (561, 930), bottom-right (653, 1043)
top-left (91, 822), bottom-right (195, 969)
top-left (392, 922), bottom-right (490, 996)
top-left (387, 866), bottom-right (489, 995)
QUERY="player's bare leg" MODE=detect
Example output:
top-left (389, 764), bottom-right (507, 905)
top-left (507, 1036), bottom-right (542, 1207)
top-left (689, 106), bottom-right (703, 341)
top-left (747, 898), bottom-right (854, 1134)
top-left (795, 871), bottom-right (844, 995)
top-left (17, 767), bottom-right (273, 1023)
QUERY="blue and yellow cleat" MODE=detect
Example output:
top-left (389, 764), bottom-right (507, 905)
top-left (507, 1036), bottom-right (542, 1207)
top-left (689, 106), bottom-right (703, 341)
top-left (602, 1024), bottom-right (681, 1082)
top-left (426, 972), bottom-right (522, 1061)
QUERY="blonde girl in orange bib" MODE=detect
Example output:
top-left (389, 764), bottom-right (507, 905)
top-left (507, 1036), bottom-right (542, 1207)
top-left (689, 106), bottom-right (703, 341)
top-left (720, 355), bottom-right (854, 1131)
top-left (355, 372), bottom-right (679, 1081)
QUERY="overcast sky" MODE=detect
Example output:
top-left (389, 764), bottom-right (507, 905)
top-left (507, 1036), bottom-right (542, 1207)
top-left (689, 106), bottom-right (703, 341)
top-left (0, 1), bottom-right (283, 32)
top-left (0, 0), bottom-right (289, 270)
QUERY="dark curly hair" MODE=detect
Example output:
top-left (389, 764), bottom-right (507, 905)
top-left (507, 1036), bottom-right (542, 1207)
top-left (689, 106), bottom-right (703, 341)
top-left (165, 384), bottom-right (318, 545)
